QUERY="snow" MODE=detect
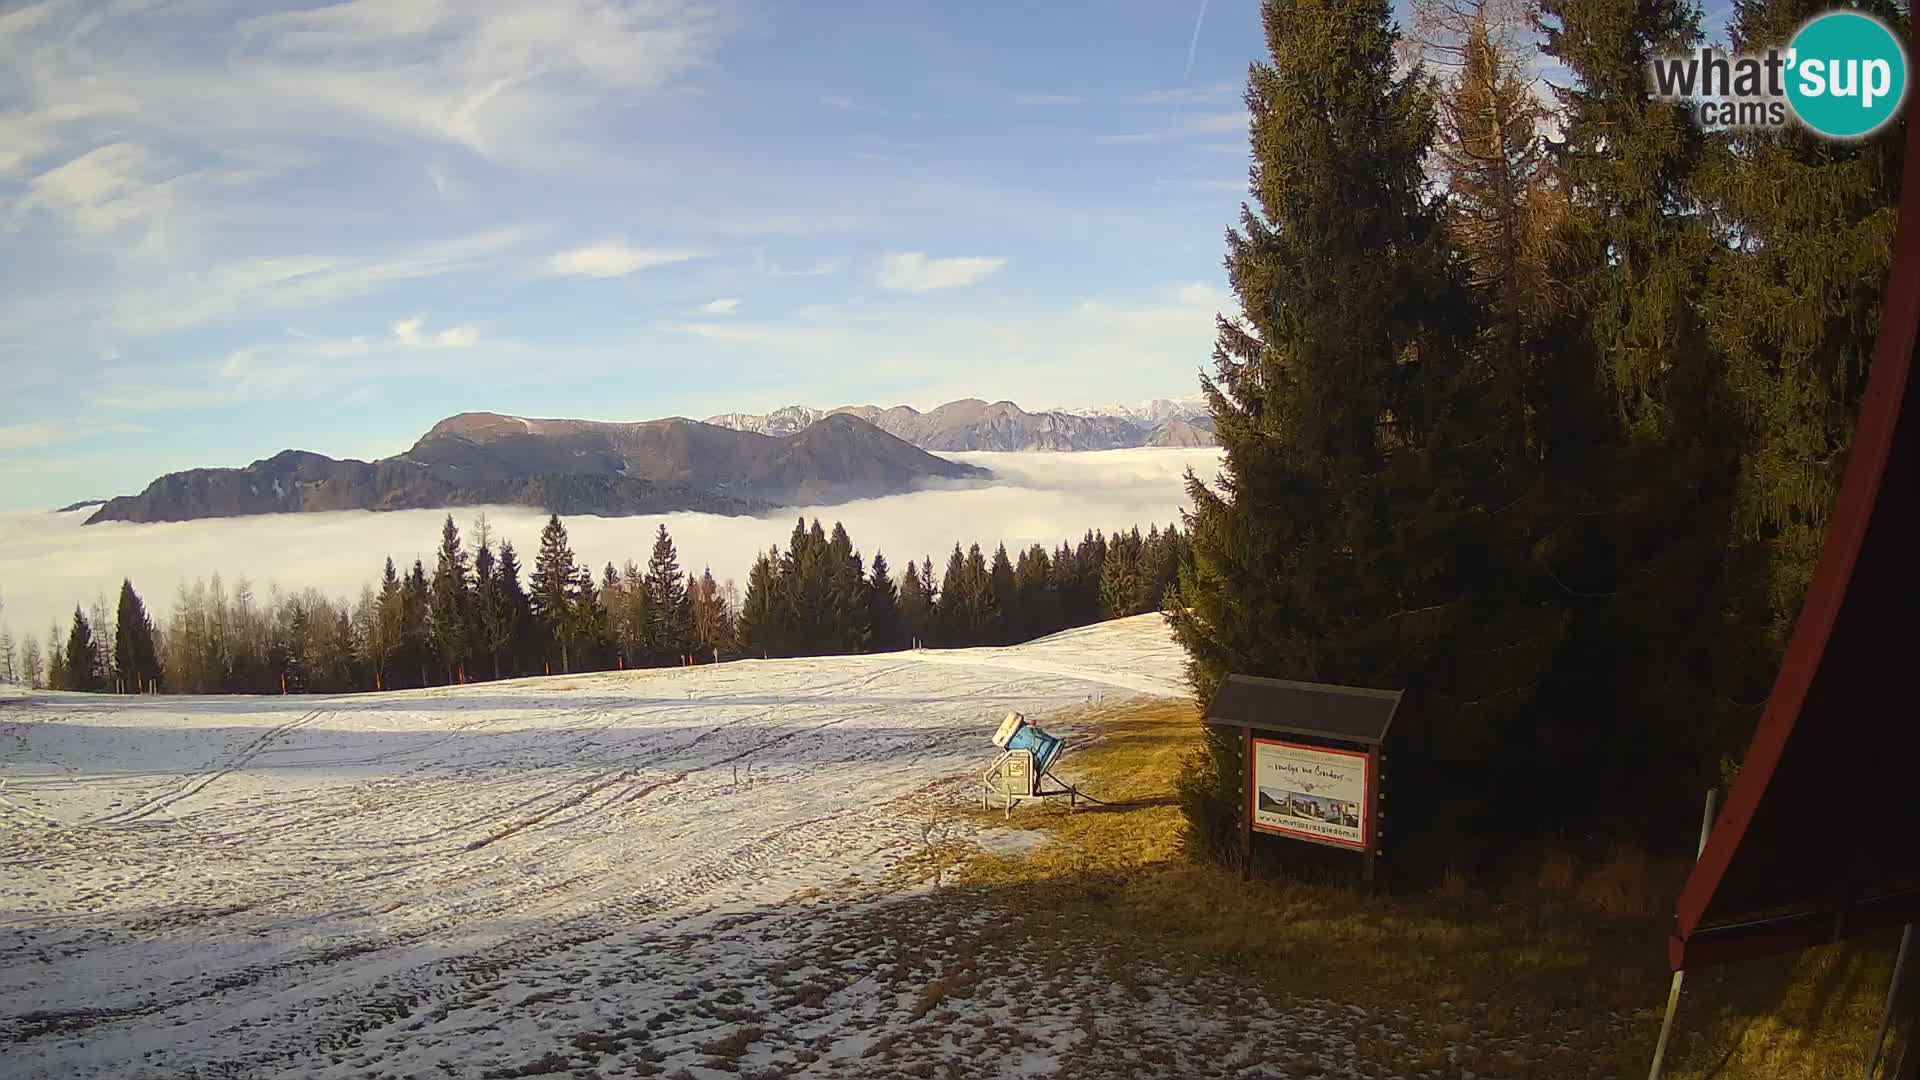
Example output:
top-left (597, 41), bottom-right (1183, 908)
top-left (0, 615), bottom-right (1188, 1079)
top-left (1046, 394), bottom-right (1208, 426)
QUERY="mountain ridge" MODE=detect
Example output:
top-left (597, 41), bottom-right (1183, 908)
top-left (84, 413), bottom-right (989, 526)
top-left (703, 395), bottom-right (1215, 451)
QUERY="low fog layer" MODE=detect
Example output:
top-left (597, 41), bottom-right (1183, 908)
top-left (0, 449), bottom-right (1221, 645)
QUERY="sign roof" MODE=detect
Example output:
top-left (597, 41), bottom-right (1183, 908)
top-left (1203, 674), bottom-right (1401, 746)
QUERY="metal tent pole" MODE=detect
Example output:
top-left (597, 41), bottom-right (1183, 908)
top-left (1650, 788), bottom-right (1719, 1080)
top-left (1867, 924), bottom-right (1915, 1080)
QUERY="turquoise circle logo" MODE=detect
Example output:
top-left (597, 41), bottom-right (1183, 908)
top-left (1786, 11), bottom-right (1909, 139)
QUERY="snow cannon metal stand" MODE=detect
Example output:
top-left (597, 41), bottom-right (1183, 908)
top-left (981, 712), bottom-right (1082, 817)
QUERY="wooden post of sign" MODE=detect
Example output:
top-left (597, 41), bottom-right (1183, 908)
top-left (1364, 745), bottom-right (1382, 893)
top-left (1240, 724), bottom-right (1254, 882)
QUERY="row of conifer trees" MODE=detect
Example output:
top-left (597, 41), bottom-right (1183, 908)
top-left (1168, 0), bottom-right (1903, 871)
top-left (8, 513), bottom-right (1187, 695)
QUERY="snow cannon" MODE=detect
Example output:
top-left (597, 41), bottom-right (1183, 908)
top-left (983, 711), bottom-right (1079, 816)
top-left (992, 712), bottom-right (1065, 777)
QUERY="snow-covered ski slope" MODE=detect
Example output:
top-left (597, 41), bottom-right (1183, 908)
top-left (0, 614), bottom-right (1184, 1078)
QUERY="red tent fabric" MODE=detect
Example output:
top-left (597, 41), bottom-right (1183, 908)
top-left (1668, 94), bottom-right (1920, 970)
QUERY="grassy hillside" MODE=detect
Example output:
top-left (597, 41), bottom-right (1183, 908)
top-left (922, 699), bottom-right (1909, 1079)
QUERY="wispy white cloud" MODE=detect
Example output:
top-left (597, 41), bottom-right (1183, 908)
top-left (821, 95), bottom-right (868, 111)
top-left (393, 317), bottom-right (480, 348)
top-left (94, 226), bottom-right (532, 335)
top-left (876, 252), bottom-right (1007, 293)
top-left (702, 297), bottom-right (742, 315)
top-left (0, 420), bottom-right (75, 453)
top-left (541, 242), bottom-right (698, 279)
top-left (0, 417), bottom-right (149, 453)
top-left (1011, 93), bottom-right (1084, 106)
top-left (1098, 110), bottom-right (1247, 144)
top-left (1135, 82), bottom-right (1241, 106)
top-left (751, 253), bottom-right (844, 278)
top-left (4, 140), bottom-right (280, 258)
top-left (667, 281), bottom-right (1221, 404)
top-left (671, 321), bottom-right (851, 351)
top-left (88, 326), bottom-right (518, 413)
top-left (1153, 176), bottom-right (1247, 194)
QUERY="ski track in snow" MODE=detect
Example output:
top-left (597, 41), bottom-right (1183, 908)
top-left (0, 616), bottom-right (1188, 1079)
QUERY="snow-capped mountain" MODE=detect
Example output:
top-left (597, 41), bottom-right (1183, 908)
top-left (1048, 395), bottom-right (1210, 427)
top-left (705, 397), bottom-right (1214, 451)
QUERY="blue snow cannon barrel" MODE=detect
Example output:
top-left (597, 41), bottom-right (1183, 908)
top-left (993, 711), bottom-right (1064, 776)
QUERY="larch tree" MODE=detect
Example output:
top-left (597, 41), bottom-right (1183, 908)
top-left (23, 636), bottom-right (43, 690)
top-left (46, 624), bottom-right (67, 691)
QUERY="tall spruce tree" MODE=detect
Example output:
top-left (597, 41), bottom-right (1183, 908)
top-left (530, 515), bottom-right (578, 672)
top-left (987, 544), bottom-right (1017, 644)
top-left (898, 559), bottom-right (930, 648)
top-left (1536, 0), bottom-right (1746, 843)
top-left (64, 607), bottom-right (103, 692)
top-left (1015, 544), bottom-right (1056, 640)
top-left (868, 553), bottom-right (902, 652)
top-left (737, 549), bottom-right (781, 659)
top-left (1167, 0), bottom-right (1556, 865)
top-left (402, 560), bottom-right (433, 688)
top-left (472, 538), bottom-right (500, 680)
top-left (429, 515), bottom-right (473, 683)
top-left (692, 568), bottom-right (732, 660)
top-left (1705, 0), bottom-right (1905, 665)
top-left (615, 560), bottom-right (649, 667)
top-left (826, 523), bottom-right (871, 653)
top-left (568, 562), bottom-right (609, 670)
top-left (645, 524), bottom-right (693, 661)
top-left (935, 545), bottom-right (968, 646)
top-left (372, 557), bottom-right (405, 690)
top-left (493, 541), bottom-right (531, 677)
top-left (112, 579), bottom-right (162, 693)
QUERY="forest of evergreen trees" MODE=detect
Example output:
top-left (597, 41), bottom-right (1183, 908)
top-left (1168, 0), bottom-right (1903, 871)
top-left (0, 514), bottom-right (1188, 697)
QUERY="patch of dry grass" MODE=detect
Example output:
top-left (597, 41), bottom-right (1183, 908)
top-left (936, 697), bottom-right (1911, 1080)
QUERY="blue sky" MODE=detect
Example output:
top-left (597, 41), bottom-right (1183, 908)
top-left (0, 0), bottom-right (1284, 511)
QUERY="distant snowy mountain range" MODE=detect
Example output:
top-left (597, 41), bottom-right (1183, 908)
top-left (77, 395), bottom-right (1217, 523)
top-left (704, 395), bottom-right (1214, 451)
top-left (84, 412), bottom-right (987, 525)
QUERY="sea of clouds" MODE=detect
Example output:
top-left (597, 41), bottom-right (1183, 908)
top-left (0, 449), bottom-right (1223, 642)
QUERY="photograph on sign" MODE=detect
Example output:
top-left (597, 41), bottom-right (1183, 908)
top-left (1251, 739), bottom-right (1369, 850)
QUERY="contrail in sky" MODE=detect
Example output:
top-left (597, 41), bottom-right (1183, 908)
top-left (1184, 0), bottom-right (1211, 80)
